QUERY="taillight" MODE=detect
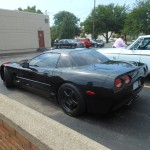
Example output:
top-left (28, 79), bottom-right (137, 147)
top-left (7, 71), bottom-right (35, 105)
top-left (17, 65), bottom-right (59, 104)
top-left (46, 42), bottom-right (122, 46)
top-left (125, 75), bottom-right (131, 84)
top-left (115, 78), bottom-right (123, 88)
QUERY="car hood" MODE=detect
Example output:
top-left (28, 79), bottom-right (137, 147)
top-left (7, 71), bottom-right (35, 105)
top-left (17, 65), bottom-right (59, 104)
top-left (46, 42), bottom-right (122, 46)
top-left (97, 47), bottom-right (125, 54)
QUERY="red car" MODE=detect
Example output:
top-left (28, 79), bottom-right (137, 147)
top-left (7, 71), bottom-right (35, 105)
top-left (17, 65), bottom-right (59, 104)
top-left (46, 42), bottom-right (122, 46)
top-left (84, 38), bottom-right (92, 48)
top-left (77, 38), bottom-right (92, 48)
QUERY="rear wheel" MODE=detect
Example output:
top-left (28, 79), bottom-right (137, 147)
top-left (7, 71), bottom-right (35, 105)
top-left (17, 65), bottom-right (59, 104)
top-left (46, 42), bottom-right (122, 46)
top-left (4, 68), bottom-right (14, 88)
top-left (57, 83), bottom-right (86, 116)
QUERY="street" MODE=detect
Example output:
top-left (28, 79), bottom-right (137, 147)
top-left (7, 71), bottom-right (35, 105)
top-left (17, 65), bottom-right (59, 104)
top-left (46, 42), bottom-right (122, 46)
top-left (0, 53), bottom-right (150, 150)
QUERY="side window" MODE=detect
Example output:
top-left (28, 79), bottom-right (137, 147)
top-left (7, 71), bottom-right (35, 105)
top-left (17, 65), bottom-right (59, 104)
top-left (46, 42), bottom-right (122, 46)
top-left (29, 53), bottom-right (60, 68)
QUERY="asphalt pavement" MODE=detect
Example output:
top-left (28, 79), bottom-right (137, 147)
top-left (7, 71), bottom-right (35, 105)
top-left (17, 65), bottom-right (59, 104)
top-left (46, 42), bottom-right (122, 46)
top-left (0, 52), bottom-right (150, 150)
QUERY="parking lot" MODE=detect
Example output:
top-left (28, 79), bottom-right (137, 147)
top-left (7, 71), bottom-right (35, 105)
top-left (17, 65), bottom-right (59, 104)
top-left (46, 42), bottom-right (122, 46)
top-left (0, 52), bottom-right (150, 150)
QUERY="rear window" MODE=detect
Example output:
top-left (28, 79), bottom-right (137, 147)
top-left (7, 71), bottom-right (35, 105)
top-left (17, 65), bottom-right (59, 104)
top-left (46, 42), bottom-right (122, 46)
top-left (70, 50), bottom-right (109, 67)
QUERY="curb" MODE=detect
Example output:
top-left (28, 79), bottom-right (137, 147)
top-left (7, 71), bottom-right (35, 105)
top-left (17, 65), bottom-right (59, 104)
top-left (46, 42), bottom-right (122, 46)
top-left (0, 48), bottom-right (52, 56)
top-left (0, 94), bottom-right (109, 150)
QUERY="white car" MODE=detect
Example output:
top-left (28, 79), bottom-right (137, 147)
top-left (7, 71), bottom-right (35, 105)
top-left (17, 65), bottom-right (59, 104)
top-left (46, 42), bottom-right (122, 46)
top-left (97, 35), bottom-right (150, 73)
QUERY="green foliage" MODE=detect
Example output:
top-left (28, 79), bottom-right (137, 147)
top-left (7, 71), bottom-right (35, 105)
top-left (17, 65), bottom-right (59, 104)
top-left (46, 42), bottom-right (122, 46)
top-left (83, 3), bottom-right (128, 42)
top-left (52, 11), bottom-right (80, 39)
top-left (51, 26), bottom-right (59, 46)
top-left (123, 0), bottom-right (150, 36)
top-left (18, 6), bottom-right (43, 14)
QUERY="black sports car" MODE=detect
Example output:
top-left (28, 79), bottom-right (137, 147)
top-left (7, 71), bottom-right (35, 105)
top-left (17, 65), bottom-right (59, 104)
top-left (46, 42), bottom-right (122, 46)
top-left (0, 49), bottom-right (148, 116)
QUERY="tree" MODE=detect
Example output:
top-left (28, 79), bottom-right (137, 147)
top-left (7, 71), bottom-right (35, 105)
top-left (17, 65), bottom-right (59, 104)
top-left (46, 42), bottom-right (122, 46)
top-left (52, 11), bottom-right (80, 39)
top-left (59, 15), bottom-right (75, 38)
top-left (83, 4), bottom-right (128, 42)
top-left (50, 26), bottom-right (59, 46)
top-left (123, 0), bottom-right (150, 36)
top-left (18, 6), bottom-right (43, 14)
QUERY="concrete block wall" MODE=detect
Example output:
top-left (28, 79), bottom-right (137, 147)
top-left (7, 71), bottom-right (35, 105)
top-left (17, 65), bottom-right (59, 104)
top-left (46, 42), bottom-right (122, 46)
top-left (0, 119), bottom-right (39, 150)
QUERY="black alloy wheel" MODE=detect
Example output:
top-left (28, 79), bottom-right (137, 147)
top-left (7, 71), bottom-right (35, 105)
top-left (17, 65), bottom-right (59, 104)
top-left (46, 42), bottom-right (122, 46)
top-left (57, 83), bottom-right (86, 116)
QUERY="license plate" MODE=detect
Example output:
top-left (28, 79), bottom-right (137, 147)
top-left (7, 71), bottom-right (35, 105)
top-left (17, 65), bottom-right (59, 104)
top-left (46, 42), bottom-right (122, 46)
top-left (133, 81), bottom-right (139, 90)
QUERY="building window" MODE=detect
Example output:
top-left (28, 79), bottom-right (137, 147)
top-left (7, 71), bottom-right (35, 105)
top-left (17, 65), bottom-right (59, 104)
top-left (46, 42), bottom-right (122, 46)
top-left (45, 19), bottom-right (49, 23)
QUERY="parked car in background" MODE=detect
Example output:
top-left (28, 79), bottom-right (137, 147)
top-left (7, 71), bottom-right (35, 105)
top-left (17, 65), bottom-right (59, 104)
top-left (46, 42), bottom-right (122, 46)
top-left (73, 39), bottom-right (85, 48)
top-left (0, 48), bottom-right (148, 116)
top-left (95, 39), bottom-right (105, 48)
top-left (77, 38), bottom-right (92, 48)
top-left (90, 39), bottom-right (105, 48)
top-left (97, 35), bottom-right (150, 74)
top-left (54, 39), bottom-right (77, 49)
top-left (84, 38), bottom-right (92, 48)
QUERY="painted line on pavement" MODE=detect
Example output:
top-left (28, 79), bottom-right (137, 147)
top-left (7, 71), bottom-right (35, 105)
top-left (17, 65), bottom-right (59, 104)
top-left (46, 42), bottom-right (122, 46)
top-left (144, 85), bottom-right (150, 88)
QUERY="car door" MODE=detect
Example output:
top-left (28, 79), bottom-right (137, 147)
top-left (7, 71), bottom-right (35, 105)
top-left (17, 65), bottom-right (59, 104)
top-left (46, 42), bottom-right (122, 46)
top-left (20, 53), bottom-right (60, 93)
top-left (64, 40), bottom-right (70, 47)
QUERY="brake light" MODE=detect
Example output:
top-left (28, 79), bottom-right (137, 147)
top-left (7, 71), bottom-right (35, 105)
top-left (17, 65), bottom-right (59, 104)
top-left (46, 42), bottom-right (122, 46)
top-left (125, 75), bottom-right (131, 84)
top-left (86, 91), bottom-right (95, 95)
top-left (115, 78), bottom-right (123, 88)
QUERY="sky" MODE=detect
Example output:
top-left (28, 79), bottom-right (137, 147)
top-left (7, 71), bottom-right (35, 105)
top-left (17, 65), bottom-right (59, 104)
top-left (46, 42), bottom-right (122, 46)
top-left (0, 0), bottom-right (136, 25)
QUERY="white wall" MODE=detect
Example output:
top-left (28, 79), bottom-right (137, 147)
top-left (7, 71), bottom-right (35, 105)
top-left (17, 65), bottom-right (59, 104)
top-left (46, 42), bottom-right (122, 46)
top-left (0, 9), bottom-right (51, 50)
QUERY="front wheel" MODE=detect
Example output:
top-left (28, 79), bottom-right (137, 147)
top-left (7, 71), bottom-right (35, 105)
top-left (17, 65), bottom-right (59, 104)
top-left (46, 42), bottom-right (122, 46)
top-left (57, 83), bottom-right (86, 116)
top-left (4, 68), bottom-right (14, 88)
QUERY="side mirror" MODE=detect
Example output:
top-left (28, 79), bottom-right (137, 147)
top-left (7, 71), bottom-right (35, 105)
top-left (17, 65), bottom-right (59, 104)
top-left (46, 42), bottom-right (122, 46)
top-left (22, 62), bottom-right (29, 68)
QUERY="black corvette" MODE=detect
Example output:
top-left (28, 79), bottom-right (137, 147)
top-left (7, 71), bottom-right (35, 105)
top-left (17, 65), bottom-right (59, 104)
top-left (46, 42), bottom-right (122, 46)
top-left (0, 49), bottom-right (148, 116)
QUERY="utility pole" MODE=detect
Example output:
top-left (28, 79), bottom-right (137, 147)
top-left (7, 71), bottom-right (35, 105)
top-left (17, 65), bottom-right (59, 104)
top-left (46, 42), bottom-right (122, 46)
top-left (93, 0), bottom-right (96, 39)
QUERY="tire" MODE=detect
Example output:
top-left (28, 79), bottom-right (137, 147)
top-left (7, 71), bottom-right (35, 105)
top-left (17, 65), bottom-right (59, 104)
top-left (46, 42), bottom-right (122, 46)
top-left (57, 83), bottom-right (86, 116)
top-left (4, 68), bottom-right (14, 88)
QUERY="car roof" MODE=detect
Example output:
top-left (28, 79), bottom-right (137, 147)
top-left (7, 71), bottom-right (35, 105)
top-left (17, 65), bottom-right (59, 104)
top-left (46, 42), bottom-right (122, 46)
top-left (43, 48), bottom-right (90, 55)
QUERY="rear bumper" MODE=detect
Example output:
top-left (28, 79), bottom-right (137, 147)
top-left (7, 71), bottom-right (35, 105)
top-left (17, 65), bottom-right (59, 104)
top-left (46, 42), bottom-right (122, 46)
top-left (85, 84), bottom-right (143, 115)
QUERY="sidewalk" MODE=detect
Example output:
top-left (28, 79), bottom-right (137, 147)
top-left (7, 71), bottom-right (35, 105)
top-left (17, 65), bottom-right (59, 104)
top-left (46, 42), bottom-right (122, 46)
top-left (0, 49), bottom-right (38, 56)
top-left (0, 48), bottom-right (53, 56)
